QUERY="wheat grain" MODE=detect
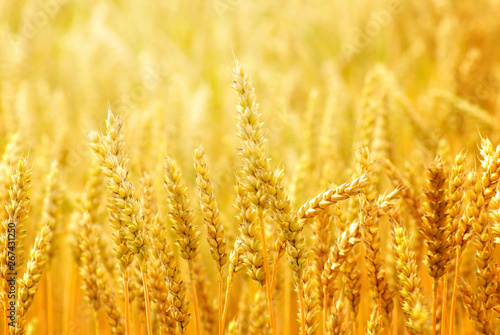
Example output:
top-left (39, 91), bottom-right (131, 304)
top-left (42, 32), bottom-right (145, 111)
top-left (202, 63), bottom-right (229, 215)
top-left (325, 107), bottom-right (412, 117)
top-left (325, 302), bottom-right (347, 335)
top-left (365, 306), bottom-right (383, 335)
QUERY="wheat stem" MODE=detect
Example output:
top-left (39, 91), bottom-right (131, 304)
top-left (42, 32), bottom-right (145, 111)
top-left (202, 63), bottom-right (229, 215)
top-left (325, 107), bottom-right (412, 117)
top-left (322, 287), bottom-right (328, 335)
top-left (190, 267), bottom-right (202, 335)
top-left (218, 279), bottom-right (223, 335)
top-left (94, 310), bottom-right (100, 335)
top-left (140, 270), bottom-right (152, 335)
top-left (449, 255), bottom-right (461, 335)
top-left (221, 281), bottom-right (232, 335)
top-left (123, 272), bottom-right (131, 335)
top-left (270, 255), bottom-right (279, 294)
top-left (258, 213), bottom-right (275, 335)
top-left (298, 288), bottom-right (306, 335)
top-left (47, 269), bottom-right (54, 335)
top-left (432, 279), bottom-right (438, 335)
top-left (442, 275), bottom-right (448, 335)
top-left (4, 306), bottom-right (7, 335)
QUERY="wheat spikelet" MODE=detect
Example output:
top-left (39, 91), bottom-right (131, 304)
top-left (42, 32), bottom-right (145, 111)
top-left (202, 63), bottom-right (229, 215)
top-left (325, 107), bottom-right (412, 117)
top-left (325, 302), bottom-right (347, 335)
top-left (194, 144), bottom-right (227, 275)
top-left (365, 306), bottom-right (383, 335)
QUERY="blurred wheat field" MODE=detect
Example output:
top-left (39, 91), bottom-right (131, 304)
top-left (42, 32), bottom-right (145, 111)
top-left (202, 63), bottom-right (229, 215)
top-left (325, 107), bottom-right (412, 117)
top-left (1, 0), bottom-right (500, 334)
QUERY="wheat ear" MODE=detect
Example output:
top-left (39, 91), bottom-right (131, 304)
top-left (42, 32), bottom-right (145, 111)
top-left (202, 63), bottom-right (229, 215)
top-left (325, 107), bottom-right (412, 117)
top-left (150, 212), bottom-right (191, 334)
top-left (233, 61), bottom-right (278, 334)
top-left (297, 172), bottom-right (372, 219)
top-left (77, 209), bottom-right (103, 319)
top-left (146, 216), bottom-right (175, 334)
top-left (419, 156), bottom-right (453, 335)
top-left (321, 220), bottom-right (361, 332)
top-left (164, 154), bottom-right (201, 335)
top-left (472, 140), bottom-right (499, 315)
top-left (298, 262), bottom-right (319, 335)
top-left (390, 209), bottom-right (429, 334)
top-left (446, 152), bottom-right (467, 335)
top-left (90, 112), bottom-right (149, 335)
top-left (458, 278), bottom-right (492, 335)
top-left (356, 148), bottom-right (393, 328)
top-left (15, 223), bottom-right (51, 335)
top-left (366, 306), bottom-right (383, 335)
top-left (193, 144), bottom-right (227, 334)
top-left (1, 157), bottom-right (31, 334)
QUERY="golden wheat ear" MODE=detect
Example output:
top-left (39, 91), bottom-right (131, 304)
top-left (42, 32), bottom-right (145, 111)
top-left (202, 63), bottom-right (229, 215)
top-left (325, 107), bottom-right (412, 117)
top-left (390, 209), bottom-right (429, 335)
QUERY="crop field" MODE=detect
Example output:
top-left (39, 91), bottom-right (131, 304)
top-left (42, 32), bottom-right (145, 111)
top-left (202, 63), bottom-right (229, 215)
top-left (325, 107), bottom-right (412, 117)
top-left (1, 0), bottom-right (500, 334)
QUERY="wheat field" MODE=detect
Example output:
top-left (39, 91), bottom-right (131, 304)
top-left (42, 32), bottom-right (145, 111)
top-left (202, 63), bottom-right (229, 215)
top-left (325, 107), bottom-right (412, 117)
top-left (1, 0), bottom-right (500, 334)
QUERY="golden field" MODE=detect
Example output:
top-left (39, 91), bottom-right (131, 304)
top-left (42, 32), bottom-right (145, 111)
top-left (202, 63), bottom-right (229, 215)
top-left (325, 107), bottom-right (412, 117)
top-left (1, 0), bottom-right (500, 334)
